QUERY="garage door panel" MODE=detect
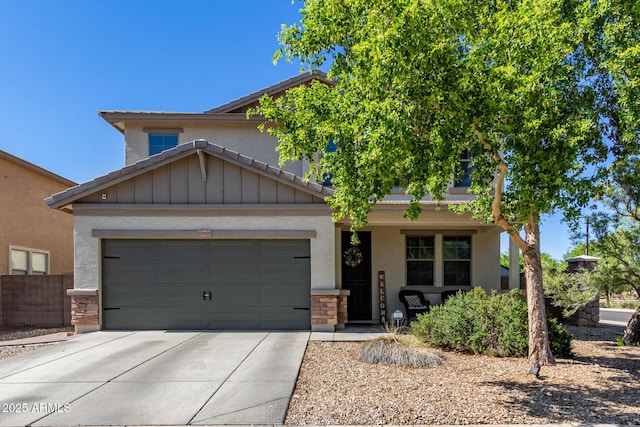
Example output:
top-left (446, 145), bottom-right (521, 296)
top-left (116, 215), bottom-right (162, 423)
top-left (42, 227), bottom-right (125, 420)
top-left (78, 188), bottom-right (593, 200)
top-left (102, 239), bottom-right (311, 330)
top-left (158, 263), bottom-right (209, 283)
top-left (103, 262), bottom-right (158, 283)
top-left (104, 241), bottom-right (160, 259)
top-left (105, 307), bottom-right (210, 330)
top-left (157, 241), bottom-right (210, 258)
top-left (261, 288), bottom-right (309, 306)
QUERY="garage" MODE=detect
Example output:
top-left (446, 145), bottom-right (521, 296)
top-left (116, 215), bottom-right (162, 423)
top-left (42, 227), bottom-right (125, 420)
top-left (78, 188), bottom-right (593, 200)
top-left (102, 239), bottom-right (311, 330)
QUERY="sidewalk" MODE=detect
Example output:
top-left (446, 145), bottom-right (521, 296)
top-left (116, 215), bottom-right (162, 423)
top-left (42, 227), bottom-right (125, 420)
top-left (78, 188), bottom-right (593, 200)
top-left (0, 331), bottom-right (74, 346)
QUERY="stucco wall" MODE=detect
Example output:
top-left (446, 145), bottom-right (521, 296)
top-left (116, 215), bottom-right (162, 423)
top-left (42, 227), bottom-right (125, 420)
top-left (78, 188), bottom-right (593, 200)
top-left (0, 157), bottom-right (74, 275)
top-left (73, 213), bottom-right (336, 297)
top-left (123, 123), bottom-right (305, 176)
top-left (346, 224), bottom-right (502, 321)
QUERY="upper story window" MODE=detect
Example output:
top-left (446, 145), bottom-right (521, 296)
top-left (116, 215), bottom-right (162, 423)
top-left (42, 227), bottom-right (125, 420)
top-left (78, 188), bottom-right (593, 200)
top-left (454, 150), bottom-right (473, 187)
top-left (9, 246), bottom-right (49, 275)
top-left (406, 236), bottom-right (435, 286)
top-left (149, 133), bottom-right (179, 156)
top-left (321, 140), bottom-right (338, 187)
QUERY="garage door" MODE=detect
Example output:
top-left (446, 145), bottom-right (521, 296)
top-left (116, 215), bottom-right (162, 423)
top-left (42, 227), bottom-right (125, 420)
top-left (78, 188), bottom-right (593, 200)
top-left (102, 239), bottom-right (311, 330)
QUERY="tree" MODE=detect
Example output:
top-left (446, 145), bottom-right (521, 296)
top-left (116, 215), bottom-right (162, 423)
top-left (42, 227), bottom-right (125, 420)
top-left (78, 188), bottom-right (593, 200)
top-left (563, 242), bottom-right (600, 260)
top-left (586, 156), bottom-right (640, 345)
top-left (590, 227), bottom-right (640, 300)
top-left (253, 0), bottom-right (639, 365)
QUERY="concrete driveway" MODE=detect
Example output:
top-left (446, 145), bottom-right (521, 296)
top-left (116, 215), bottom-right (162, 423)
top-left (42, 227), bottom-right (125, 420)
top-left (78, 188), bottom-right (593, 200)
top-left (0, 330), bottom-right (309, 426)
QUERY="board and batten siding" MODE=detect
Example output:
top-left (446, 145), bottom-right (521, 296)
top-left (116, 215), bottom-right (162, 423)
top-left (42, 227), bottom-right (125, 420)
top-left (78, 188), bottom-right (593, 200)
top-left (78, 155), bottom-right (324, 205)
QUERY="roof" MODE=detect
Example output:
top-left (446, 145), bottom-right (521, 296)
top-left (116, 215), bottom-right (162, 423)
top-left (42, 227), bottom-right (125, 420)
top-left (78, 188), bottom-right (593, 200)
top-left (0, 150), bottom-right (76, 187)
top-left (99, 71), bottom-right (333, 134)
top-left (45, 139), bottom-right (333, 210)
top-left (204, 71), bottom-right (331, 114)
top-left (566, 255), bottom-right (601, 262)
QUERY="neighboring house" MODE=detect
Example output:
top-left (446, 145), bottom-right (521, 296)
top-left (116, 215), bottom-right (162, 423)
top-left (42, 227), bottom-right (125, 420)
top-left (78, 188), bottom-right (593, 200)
top-left (47, 72), bottom-right (516, 333)
top-left (0, 150), bottom-right (75, 276)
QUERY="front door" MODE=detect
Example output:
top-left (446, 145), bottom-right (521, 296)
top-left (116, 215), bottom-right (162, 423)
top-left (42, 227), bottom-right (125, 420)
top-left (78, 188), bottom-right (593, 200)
top-left (341, 231), bottom-right (372, 321)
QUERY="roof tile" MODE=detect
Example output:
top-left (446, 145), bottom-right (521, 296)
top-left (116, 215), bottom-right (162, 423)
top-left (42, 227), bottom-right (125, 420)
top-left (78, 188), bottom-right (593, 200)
top-left (46, 139), bottom-right (332, 208)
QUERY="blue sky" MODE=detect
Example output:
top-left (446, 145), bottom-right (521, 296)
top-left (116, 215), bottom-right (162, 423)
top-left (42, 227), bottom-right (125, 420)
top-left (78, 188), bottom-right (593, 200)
top-left (0, 0), bottom-right (579, 260)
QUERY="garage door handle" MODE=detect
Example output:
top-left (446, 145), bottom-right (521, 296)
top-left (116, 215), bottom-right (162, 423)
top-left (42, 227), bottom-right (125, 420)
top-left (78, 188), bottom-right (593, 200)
top-left (293, 307), bottom-right (310, 310)
top-left (104, 307), bottom-right (120, 310)
top-left (203, 291), bottom-right (212, 301)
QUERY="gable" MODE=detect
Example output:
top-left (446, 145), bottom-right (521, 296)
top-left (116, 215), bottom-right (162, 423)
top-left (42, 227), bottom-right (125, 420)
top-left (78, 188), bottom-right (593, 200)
top-left (46, 140), bottom-right (331, 212)
top-left (76, 153), bottom-right (325, 205)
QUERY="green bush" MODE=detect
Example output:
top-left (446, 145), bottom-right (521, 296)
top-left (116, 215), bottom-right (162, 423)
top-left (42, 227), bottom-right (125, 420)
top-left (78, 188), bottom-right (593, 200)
top-left (547, 316), bottom-right (573, 357)
top-left (412, 287), bottom-right (572, 358)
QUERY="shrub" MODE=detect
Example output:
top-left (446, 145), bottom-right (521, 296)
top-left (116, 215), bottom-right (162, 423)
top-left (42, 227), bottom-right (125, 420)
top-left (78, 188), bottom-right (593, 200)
top-left (412, 287), bottom-right (572, 358)
top-left (356, 334), bottom-right (443, 367)
top-left (548, 316), bottom-right (573, 357)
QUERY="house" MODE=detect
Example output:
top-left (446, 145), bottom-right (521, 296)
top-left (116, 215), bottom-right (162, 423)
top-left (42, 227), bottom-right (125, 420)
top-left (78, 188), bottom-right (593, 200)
top-left (47, 72), bottom-right (517, 333)
top-left (1, 150), bottom-right (75, 276)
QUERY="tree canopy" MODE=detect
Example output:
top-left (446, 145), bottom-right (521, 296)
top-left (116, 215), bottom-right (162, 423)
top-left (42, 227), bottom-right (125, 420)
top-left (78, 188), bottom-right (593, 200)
top-left (253, 0), bottom-right (640, 365)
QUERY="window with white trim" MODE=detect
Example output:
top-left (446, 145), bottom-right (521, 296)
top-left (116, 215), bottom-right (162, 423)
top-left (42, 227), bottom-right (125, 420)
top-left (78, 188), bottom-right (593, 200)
top-left (9, 247), bottom-right (49, 275)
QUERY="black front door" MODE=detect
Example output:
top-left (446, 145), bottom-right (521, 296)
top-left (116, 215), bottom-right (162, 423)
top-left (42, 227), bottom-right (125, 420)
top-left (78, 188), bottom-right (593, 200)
top-left (341, 231), bottom-right (372, 321)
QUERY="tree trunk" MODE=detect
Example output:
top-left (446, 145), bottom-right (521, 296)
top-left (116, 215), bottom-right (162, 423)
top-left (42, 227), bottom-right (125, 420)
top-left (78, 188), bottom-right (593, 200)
top-left (622, 306), bottom-right (640, 346)
top-left (522, 220), bottom-right (556, 366)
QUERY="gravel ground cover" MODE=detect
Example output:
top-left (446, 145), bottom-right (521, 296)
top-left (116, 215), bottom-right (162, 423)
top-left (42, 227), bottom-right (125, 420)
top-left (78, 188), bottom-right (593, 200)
top-left (286, 325), bottom-right (640, 425)
top-left (0, 326), bottom-right (72, 361)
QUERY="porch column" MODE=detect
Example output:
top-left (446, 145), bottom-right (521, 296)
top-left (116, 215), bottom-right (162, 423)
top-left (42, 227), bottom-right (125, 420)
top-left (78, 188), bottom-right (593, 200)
top-left (311, 289), bottom-right (350, 332)
top-left (434, 234), bottom-right (443, 287)
top-left (509, 236), bottom-right (520, 290)
top-left (67, 288), bottom-right (99, 334)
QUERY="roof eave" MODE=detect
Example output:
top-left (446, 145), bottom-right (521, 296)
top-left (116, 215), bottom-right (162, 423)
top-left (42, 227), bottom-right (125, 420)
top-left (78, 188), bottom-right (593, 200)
top-left (0, 150), bottom-right (76, 187)
top-left (204, 71), bottom-right (332, 114)
top-left (99, 112), bottom-right (264, 132)
top-left (46, 140), bottom-right (332, 210)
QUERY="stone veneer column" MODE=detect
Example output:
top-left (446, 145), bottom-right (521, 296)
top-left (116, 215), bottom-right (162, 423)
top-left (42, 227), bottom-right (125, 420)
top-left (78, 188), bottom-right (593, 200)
top-left (566, 255), bottom-right (601, 327)
top-left (311, 289), bottom-right (350, 332)
top-left (337, 292), bottom-right (349, 329)
top-left (67, 289), bottom-right (99, 333)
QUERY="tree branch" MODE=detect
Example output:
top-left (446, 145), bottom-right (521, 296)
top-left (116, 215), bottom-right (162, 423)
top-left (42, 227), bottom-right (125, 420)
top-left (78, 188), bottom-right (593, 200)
top-left (471, 118), bottom-right (528, 251)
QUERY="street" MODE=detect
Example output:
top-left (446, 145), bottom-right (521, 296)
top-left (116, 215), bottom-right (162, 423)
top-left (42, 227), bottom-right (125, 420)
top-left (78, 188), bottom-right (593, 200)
top-left (600, 307), bottom-right (637, 327)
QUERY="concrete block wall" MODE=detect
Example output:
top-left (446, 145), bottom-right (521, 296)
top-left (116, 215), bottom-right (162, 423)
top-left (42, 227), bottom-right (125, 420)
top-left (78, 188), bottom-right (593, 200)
top-left (0, 274), bottom-right (73, 327)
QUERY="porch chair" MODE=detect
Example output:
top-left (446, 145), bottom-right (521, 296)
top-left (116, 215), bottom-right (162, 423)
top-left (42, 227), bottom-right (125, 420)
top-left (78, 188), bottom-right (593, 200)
top-left (398, 289), bottom-right (430, 322)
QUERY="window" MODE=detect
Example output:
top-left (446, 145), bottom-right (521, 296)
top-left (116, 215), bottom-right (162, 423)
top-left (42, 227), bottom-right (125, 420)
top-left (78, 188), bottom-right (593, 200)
top-left (454, 150), bottom-right (472, 187)
top-left (10, 249), bottom-right (28, 275)
top-left (321, 139), bottom-right (338, 187)
top-left (443, 236), bottom-right (471, 286)
top-left (406, 237), bottom-right (434, 286)
top-left (149, 134), bottom-right (178, 156)
top-left (9, 247), bottom-right (49, 275)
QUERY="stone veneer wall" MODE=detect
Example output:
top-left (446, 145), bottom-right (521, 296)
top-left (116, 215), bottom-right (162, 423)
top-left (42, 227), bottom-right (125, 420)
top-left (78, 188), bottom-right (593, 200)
top-left (565, 255), bottom-right (600, 327)
top-left (337, 294), bottom-right (348, 327)
top-left (311, 290), bottom-right (350, 331)
top-left (568, 301), bottom-right (600, 326)
top-left (70, 294), bottom-right (99, 330)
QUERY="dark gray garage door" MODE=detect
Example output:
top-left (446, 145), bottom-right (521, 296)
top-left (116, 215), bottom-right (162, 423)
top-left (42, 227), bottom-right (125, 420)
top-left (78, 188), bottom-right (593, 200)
top-left (102, 239), bottom-right (311, 330)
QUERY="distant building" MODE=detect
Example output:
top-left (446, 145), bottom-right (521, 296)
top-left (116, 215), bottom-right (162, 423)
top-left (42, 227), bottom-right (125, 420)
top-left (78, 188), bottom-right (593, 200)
top-left (0, 150), bottom-right (75, 275)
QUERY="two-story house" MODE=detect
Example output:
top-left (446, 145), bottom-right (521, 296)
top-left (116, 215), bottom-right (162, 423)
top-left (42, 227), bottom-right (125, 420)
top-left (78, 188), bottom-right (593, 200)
top-left (1, 150), bottom-right (75, 276)
top-left (47, 72), bottom-right (506, 333)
